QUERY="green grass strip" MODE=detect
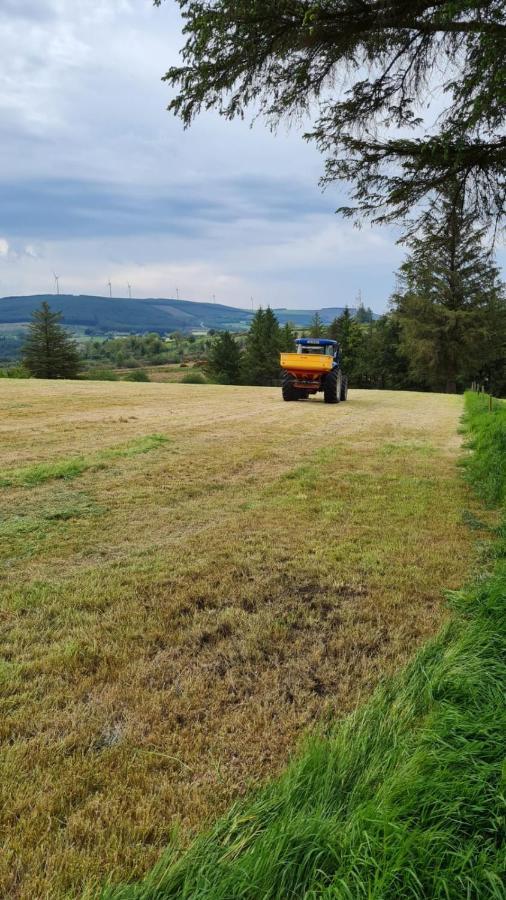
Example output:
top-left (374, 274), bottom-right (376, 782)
top-left (102, 394), bottom-right (506, 900)
top-left (461, 392), bottom-right (506, 506)
top-left (0, 434), bottom-right (170, 488)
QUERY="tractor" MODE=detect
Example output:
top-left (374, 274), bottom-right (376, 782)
top-left (280, 338), bottom-right (348, 403)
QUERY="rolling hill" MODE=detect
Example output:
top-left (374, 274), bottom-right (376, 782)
top-left (0, 294), bottom-right (363, 335)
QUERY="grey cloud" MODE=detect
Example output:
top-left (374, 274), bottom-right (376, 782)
top-left (0, 175), bottom-right (331, 241)
top-left (1, 0), bottom-right (57, 20)
top-left (3, 0), bottom-right (498, 309)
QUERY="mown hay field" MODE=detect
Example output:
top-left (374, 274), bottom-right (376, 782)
top-left (0, 381), bottom-right (475, 898)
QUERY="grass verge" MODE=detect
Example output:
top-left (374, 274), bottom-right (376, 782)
top-left (0, 434), bottom-right (169, 488)
top-left (104, 394), bottom-right (506, 899)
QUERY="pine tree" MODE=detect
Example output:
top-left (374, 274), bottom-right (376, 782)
top-left (355, 302), bottom-right (374, 324)
top-left (359, 315), bottom-right (424, 390)
top-left (241, 308), bottom-right (266, 385)
top-left (326, 316), bottom-right (340, 344)
top-left (262, 307), bottom-right (283, 381)
top-left (328, 308), bottom-right (363, 384)
top-left (279, 322), bottom-right (297, 352)
top-left (241, 307), bottom-right (282, 385)
top-left (22, 302), bottom-right (80, 379)
top-left (309, 312), bottom-right (325, 338)
top-left (206, 331), bottom-right (241, 384)
top-left (391, 187), bottom-right (506, 393)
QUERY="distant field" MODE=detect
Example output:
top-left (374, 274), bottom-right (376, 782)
top-left (114, 364), bottom-right (199, 383)
top-left (0, 382), bottom-right (475, 898)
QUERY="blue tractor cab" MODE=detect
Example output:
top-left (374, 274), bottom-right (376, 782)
top-left (295, 338), bottom-right (339, 360)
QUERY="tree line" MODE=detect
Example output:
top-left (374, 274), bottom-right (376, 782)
top-left (207, 193), bottom-right (506, 395)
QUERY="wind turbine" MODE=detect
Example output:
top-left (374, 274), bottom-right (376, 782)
top-left (107, 280), bottom-right (112, 298)
top-left (127, 283), bottom-right (132, 299)
top-left (175, 287), bottom-right (180, 301)
top-left (53, 272), bottom-right (60, 295)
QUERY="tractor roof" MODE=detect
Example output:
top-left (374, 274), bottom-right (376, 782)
top-left (295, 338), bottom-right (337, 347)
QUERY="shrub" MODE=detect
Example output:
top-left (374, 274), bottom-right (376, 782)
top-left (0, 365), bottom-right (31, 379)
top-left (181, 370), bottom-right (206, 384)
top-left (123, 370), bottom-right (150, 382)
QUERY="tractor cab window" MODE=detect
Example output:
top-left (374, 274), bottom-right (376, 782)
top-left (296, 344), bottom-right (336, 356)
top-left (300, 345), bottom-right (325, 355)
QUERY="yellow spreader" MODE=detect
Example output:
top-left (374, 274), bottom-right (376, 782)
top-left (280, 338), bottom-right (348, 404)
top-left (280, 353), bottom-right (333, 374)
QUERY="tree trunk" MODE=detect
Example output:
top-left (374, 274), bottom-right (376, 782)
top-left (445, 377), bottom-right (457, 393)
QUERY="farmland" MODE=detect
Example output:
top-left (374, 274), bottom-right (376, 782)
top-left (0, 382), bottom-right (476, 898)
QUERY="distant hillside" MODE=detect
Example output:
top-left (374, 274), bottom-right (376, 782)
top-left (0, 295), bottom-right (252, 334)
top-left (0, 295), bottom-right (370, 335)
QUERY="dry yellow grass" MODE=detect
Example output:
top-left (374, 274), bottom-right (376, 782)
top-left (0, 381), bottom-right (476, 898)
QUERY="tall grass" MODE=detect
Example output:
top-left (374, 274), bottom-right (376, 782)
top-left (462, 392), bottom-right (506, 506)
top-left (103, 393), bottom-right (506, 899)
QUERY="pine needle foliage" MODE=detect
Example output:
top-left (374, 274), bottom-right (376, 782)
top-left (206, 331), bottom-right (242, 384)
top-left (103, 393), bottom-right (506, 899)
top-left (309, 312), bottom-right (325, 337)
top-left (327, 307), bottom-right (363, 380)
top-left (22, 301), bottom-right (80, 379)
top-left (391, 188), bottom-right (506, 393)
top-left (241, 307), bottom-right (283, 385)
top-left (156, 0), bottom-right (506, 229)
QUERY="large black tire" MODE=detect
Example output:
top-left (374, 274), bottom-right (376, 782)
top-left (323, 368), bottom-right (342, 404)
top-left (282, 372), bottom-right (300, 401)
top-left (340, 375), bottom-right (348, 402)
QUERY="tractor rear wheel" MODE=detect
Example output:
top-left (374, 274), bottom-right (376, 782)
top-left (323, 369), bottom-right (342, 404)
top-left (340, 375), bottom-right (348, 402)
top-left (282, 373), bottom-right (299, 401)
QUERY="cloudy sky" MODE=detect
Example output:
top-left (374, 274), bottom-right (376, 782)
top-left (1, 1), bottom-right (501, 312)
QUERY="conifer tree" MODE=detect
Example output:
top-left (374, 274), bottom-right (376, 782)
top-left (391, 187), bottom-right (506, 393)
top-left (241, 308), bottom-right (266, 385)
top-left (309, 312), bottom-right (325, 338)
top-left (241, 306), bottom-right (282, 385)
top-left (328, 308), bottom-right (363, 383)
top-left (279, 322), bottom-right (297, 352)
top-left (262, 307), bottom-right (283, 381)
top-left (355, 302), bottom-right (374, 324)
top-left (359, 315), bottom-right (422, 390)
top-left (206, 331), bottom-right (241, 383)
top-left (22, 302), bottom-right (80, 379)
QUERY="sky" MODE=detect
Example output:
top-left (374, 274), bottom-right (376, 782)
top-left (0, 1), bottom-right (501, 313)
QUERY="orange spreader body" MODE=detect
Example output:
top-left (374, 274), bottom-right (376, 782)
top-left (280, 352), bottom-right (333, 378)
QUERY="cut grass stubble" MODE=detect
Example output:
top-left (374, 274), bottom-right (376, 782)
top-left (100, 405), bottom-right (506, 898)
top-left (0, 383), bottom-right (477, 899)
